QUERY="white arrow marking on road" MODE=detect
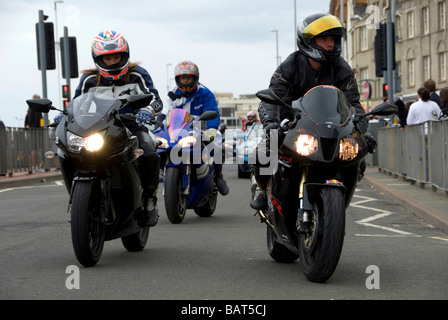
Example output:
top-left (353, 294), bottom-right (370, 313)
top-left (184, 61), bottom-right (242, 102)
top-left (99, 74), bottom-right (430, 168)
top-left (351, 194), bottom-right (417, 236)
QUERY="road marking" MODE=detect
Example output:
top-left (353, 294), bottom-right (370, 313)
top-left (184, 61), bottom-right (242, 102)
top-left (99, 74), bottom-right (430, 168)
top-left (355, 234), bottom-right (421, 238)
top-left (0, 182), bottom-right (63, 193)
top-left (351, 194), bottom-right (416, 236)
top-left (429, 236), bottom-right (448, 242)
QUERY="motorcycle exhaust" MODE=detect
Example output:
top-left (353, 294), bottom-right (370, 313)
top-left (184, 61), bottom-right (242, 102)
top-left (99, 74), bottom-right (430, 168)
top-left (256, 210), bottom-right (274, 230)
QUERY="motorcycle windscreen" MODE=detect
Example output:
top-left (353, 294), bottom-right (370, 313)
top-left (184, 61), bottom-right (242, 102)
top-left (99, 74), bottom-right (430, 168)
top-left (71, 92), bottom-right (116, 130)
top-left (167, 108), bottom-right (194, 140)
top-left (297, 85), bottom-right (351, 126)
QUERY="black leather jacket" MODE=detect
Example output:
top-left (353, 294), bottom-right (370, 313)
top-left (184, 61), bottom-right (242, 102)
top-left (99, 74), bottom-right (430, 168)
top-left (259, 50), bottom-right (368, 133)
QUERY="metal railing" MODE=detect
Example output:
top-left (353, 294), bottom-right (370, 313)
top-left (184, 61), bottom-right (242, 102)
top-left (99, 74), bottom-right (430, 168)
top-left (375, 119), bottom-right (448, 194)
top-left (0, 127), bottom-right (58, 176)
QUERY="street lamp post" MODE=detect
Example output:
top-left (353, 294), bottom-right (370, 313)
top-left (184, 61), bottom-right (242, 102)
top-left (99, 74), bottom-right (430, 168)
top-left (166, 63), bottom-right (172, 93)
top-left (271, 29), bottom-right (280, 67)
top-left (294, 0), bottom-right (297, 50)
top-left (54, 1), bottom-right (64, 108)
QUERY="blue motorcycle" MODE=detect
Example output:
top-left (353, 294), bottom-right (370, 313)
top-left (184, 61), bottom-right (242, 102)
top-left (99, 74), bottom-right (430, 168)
top-left (154, 108), bottom-right (220, 224)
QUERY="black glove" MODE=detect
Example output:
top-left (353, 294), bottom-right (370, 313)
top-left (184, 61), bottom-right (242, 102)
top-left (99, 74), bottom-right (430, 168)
top-left (357, 117), bottom-right (369, 134)
top-left (263, 122), bottom-right (280, 141)
top-left (364, 134), bottom-right (377, 154)
top-left (168, 91), bottom-right (181, 101)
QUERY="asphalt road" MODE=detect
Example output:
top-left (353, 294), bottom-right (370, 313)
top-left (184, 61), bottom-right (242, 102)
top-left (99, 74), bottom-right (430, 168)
top-left (1, 166), bottom-right (447, 302)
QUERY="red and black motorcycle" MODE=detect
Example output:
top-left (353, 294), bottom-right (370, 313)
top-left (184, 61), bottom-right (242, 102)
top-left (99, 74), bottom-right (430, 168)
top-left (254, 85), bottom-right (397, 282)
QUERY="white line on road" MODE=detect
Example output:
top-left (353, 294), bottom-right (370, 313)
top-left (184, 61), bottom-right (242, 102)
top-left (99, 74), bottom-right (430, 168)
top-left (351, 194), bottom-right (416, 236)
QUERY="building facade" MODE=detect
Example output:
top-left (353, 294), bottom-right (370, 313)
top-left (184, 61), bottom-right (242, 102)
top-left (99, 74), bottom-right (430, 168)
top-left (214, 93), bottom-right (260, 128)
top-left (330, 0), bottom-right (447, 109)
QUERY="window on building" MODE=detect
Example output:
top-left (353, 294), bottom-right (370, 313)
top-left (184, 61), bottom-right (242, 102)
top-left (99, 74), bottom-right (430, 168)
top-left (360, 26), bottom-right (368, 51)
top-left (396, 15), bottom-right (401, 41)
top-left (423, 7), bottom-right (430, 35)
top-left (407, 11), bottom-right (414, 38)
top-left (440, 52), bottom-right (447, 81)
top-left (423, 56), bottom-right (431, 80)
top-left (408, 59), bottom-right (415, 87)
top-left (439, 2), bottom-right (446, 30)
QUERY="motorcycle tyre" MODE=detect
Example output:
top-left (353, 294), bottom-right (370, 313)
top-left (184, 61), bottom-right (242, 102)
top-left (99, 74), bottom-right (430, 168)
top-left (121, 226), bottom-right (150, 252)
top-left (165, 167), bottom-right (187, 224)
top-left (299, 187), bottom-right (345, 283)
top-left (194, 184), bottom-right (218, 217)
top-left (71, 180), bottom-right (106, 267)
top-left (267, 224), bottom-right (299, 263)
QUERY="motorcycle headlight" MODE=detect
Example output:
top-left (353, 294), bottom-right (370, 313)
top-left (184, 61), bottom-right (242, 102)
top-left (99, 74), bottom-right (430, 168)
top-left (339, 137), bottom-right (359, 161)
top-left (156, 137), bottom-right (169, 149)
top-left (85, 133), bottom-right (104, 152)
top-left (177, 135), bottom-right (197, 148)
top-left (67, 132), bottom-right (104, 153)
top-left (296, 134), bottom-right (318, 156)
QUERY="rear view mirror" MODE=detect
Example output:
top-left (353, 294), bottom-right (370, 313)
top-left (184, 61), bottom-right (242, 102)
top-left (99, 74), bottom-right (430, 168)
top-left (26, 98), bottom-right (54, 113)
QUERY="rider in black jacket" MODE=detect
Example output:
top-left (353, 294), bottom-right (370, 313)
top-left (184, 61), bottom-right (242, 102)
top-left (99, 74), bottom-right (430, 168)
top-left (250, 13), bottom-right (368, 210)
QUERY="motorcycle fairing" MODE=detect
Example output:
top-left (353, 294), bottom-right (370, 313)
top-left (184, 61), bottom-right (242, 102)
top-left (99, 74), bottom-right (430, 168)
top-left (66, 92), bottom-right (121, 137)
top-left (167, 108), bottom-right (194, 140)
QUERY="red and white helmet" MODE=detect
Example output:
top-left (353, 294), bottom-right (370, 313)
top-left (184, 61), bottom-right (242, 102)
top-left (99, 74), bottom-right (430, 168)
top-left (174, 60), bottom-right (200, 94)
top-left (91, 30), bottom-right (130, 80)
top-left (246, 111), bottom-right (257, 123)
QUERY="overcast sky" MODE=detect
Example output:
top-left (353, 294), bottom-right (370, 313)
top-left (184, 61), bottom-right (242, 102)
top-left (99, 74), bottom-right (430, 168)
top-left (0, 0), bottom-right (331, 126)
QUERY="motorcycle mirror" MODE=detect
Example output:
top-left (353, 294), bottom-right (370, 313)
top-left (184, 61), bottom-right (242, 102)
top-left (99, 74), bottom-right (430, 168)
top-left (26, 98), bottom-right (56, 114)
top-left (256, 89), bottom-right (280, 105)
top-left (199, 111), bottom-right (217, 121)
top-left (256, 89), bottom-right (291, 108)
top-left (127, 94), bottom-right (153, 110)
top-left (369, 101), bottom-right (398, 117)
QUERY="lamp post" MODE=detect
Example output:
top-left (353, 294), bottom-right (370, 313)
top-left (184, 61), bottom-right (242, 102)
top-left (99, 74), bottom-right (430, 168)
top-left (166, 63), bottom-right (172, 93)
top-left (271, 29), bottom-right (280, 67)
top-left (294, 0), bottom-right (297, 50)
top-left (54, 1), bottom-right (64, 108)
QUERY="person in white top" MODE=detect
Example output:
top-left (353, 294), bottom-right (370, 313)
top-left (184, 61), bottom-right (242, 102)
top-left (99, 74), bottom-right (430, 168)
top-left (407, 87), bottom-right (441, 126)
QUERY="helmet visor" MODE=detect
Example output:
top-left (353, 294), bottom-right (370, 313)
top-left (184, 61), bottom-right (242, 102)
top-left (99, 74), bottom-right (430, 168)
top-left (302, 15), bottom-right (345, 39)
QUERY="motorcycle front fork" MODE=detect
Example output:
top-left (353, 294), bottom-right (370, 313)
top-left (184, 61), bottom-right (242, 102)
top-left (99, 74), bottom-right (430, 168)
top-left (297, 168), bottom-right (311, 234)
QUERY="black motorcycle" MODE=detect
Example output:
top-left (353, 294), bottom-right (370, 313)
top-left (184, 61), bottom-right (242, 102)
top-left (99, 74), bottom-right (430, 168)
top-left (254, 85), bottom-right (397, 282)
top-left (26, 92), bottom-right (155, 267)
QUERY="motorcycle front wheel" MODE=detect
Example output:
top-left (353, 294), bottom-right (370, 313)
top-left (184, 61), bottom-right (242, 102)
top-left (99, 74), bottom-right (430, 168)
top-left (194, 183), bottom-right (218, 217)
top-left (164, 167), bottom-right (187, 224)
top-left (70, 180), bottom-right (106, 267)
top-left (121, 226), bottom-right (150, 252)
top-left (299, 187), bottom-right (345, 283)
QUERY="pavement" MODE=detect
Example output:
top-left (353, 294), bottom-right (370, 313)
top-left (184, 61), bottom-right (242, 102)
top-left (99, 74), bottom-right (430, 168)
top-left (1, 165), bottom-right (447, 234)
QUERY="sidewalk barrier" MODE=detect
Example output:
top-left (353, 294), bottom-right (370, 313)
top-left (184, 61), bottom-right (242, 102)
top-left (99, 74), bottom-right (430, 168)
top-left (377, 119), bottom-right (448, 195)
top-left (0, 127), bottom-right (58, 177)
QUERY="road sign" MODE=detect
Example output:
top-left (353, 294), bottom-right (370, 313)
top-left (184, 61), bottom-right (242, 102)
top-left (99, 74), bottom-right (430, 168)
top-left (362, 82), bottom-right (371, 99)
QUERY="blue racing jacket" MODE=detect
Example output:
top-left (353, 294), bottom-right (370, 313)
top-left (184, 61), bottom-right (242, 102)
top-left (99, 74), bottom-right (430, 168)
top-left (159, 83), bottom-right (220, 129)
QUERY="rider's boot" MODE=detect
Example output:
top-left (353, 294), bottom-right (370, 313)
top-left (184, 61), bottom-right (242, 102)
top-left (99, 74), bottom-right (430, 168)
top-left (215, 166), bottom-right (229, 196)
top-left (144, 196), bottom-right (159, 227)
top-left (250, 172), bottom-right (267, 210)
top-left (138, 153), bottom-right (160, 227)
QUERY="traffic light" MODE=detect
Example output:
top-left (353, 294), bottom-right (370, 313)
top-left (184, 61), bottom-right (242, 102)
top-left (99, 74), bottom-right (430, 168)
top-left (35, 22), bottom-right (56, 70)
top-left (63, 99), bottom-right (70, 110)
top-left (374, 23), bottom-right (396, 77)
top-left (60, 36), bottom-right (79, 79)
top-left (62, 85), bottom-right (70, 99)
top-left (383, 83), bottom-right (389, 100)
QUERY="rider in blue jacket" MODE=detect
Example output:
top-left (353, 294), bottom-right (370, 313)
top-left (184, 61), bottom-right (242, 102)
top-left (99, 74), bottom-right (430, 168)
top-left (158, 60), bottom-right (229, 196)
